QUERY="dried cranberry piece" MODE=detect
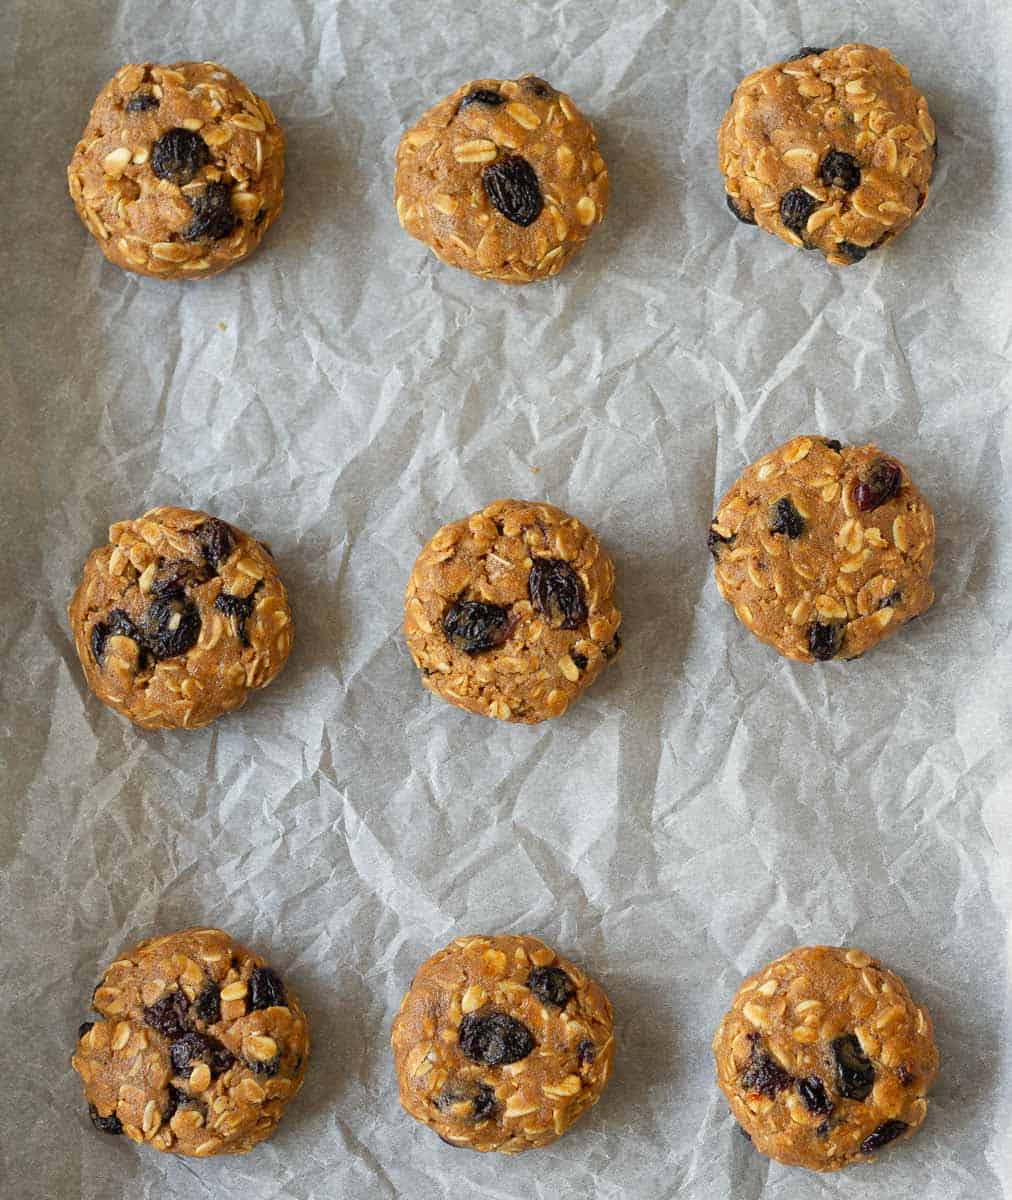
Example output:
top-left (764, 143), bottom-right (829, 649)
top-left (820, 150), bottom-right (861, 192)
top-left (482, 156), bottom-right (544, 227)
top-left (528, 558), bottom-right (587, 629)
top-left (860, 1119), bottom-right (908, 1154)
top-left (780, 188), bottom-right (819, 235)
top-left (184, 181), bottom-right (236, 241)
top-left (458, 1011), bottom-right (535, 1066)
top-left (249, 966), bottom-right (287, 1011)
top-left (833, 1034), bottom-right (875, 1100)
top-left (739, 1036), bottom-right (792, 1098)
top-left (170, 1031), bottom-right (234, 1077)
top-left (151, 127), bottom-right (210, 185)
top-left (443, 600), bottom-right (512, 655)
top-left (460, 89), bottom-right (505, 109)
top-left (726, 194), bottom-right (756, 225)
top-left (526, 966), bottom-right (573, 1008)
top-left (215, 589), bottom-right (258, 646)
top-left (809, 622), bottom-right (844, 662)
top-left (142, 594), bottom-right (201, 660)
top-left (143, 990), bottom-right (190, 1039)
top-left (797, 1076), bottom-right (833, 1116)
top-left (194, 982), bottom-right (221, 1025)
top-left (769, 497), bottom-right (805, 538)
top-left (89, 1105), bottom-right (122, 1134)
top-left (198, 517), bottom-right (234, 571)
top-left (125, 91), bottom-right (159, 113)
top-left (854, 458), bottom-right (902, 512)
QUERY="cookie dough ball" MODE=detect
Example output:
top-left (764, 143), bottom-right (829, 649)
top-left (391, 934), bottom-right (614, 1153)
top-left (404, 499), bottom-right (621, 723)
top-left (69, 506), bottom-right (293, 729)
top-left (708, 437), bottom-right (935, 662)
top-left (72, 927), bottom-right (309, 1156)
top-left (394, 75), bottom-right (608, 283)
top-left (713, 946), bottom-right (938, 1171)
top-left (719, 45), bottom-right (936, 264)
top-left (68, 61), bottom-right (284, 279)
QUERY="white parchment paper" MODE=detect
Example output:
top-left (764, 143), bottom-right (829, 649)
top-left (2, 0), bottom-right (1011, 1196)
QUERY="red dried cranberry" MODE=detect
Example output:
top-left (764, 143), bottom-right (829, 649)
top-left (854, 458), bottom-right (902, 512)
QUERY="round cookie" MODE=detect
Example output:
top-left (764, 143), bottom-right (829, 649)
top-left (719, 44), bottom-right (936, 265)
top-left (391, 933), bottom-right (615, 1153)
top-left (68, 506), bottom-right (293, 729)
top-left (713, 945), bottom-right (938, 1172)
top-left (68, 61), bottom-right (284, 279)
top-left (404, 499), bottom-right (622, 722)
top-left (72, 927), bottom-right (309, 1156)
top-left (394, 75), bottom-right (608, 283)
top-left (708, 436), bottom-right (935, 662)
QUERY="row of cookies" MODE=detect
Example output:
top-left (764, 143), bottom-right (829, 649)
top-left (68, 436), bottom-right (936, 729)
top-left (73, 928), bottom-right (937, 1172)
top-left (68, 45), bottom-right (937, 283)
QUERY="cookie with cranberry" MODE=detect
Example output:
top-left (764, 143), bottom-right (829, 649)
top-left (719, 45), bottom-right (936, 264)
top-left (391, 933), bottom-right (614, 1152)
top-left (72, 927), bottom-right (309, 1156)
top-left (709, 437), bottom-right (935, 661)
top-left (395, 76), bottom-right (607, 283)
top-left (713, 946), bottom-right (938, 1171)
top-left (68, 61), bottom-right (284, 278)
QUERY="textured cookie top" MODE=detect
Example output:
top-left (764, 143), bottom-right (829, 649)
top-left (718, 45), bottom-right (936, 264)
top-left (709, 437), bottom-right (935, 662)
top-left (391, 934), bottom-right (614, 1153)
top-left (72, 927), bottom-right (309, 1157)
top-left (713, 946), bottom-right (938, 1172)
top-left (68, 61), bottom-right (284, 279)
top-left (404, 499), bottom-right (621, 723)
top-left (68, 506), bottom-right (293, 729)
top-left (394, 76), bottom-right (608, 283)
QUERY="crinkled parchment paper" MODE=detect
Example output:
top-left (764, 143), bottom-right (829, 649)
top-left (1, 0), bottom-right (1010, 1196)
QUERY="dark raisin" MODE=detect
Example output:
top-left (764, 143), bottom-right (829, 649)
top-left (897, 1063), bottom-right (914, 1086)
top-left (854, 458), bottom-right (902, 512)
top-left (769, 497), bottom-right (805, 539)
top-left (824, 439), bottom-right (843, 452)
top-left (170, 1031), bottom-right (235, 1077)
top-left (528, 558), bottom-right (587, 629)
top-left (151, 127), bottom-right (210, 185)
top-left (78, 1021), bottom-right (95, 1039)
top-left (816, 1120), bottom-right (831, 1137)
top-left (482, 156), bottom-right (543, 227)
top-left (458, 1011), bottom-right (535, 1067)
top-left (143, 991), bottom-right (190, 1039)
top-left (809, 622), bottom-right (844, 662)
top-left (90, 609), bottom-right (142, 665)
top-left (820, 150), bottom-right (861, 191)
top-left (577, 1039), bottom-right (597, 1066)
top-left (125, 91), bottom-right (159, 113)
top-left (198, 517), bottom-right (234, 571)
top-left (602, 633), bottom-right (622, 660)
top-left (838, 241), bottom-right (869, 263)
top-left (737, 1123), bottom-right (752, 1142)
top-left (520, 76), bottom-right (554, 99)
top-left (739, 1037), bottom-right (792, 1098)
top-left (571, 652), bottom-right (588, 671)
top-left (254, 207), bottom-right (266, 225)
top-left (472, 1082), bottom-right (497, 1121)
top-left (142, 594), bottom-right (201, 660)
top-left (443, 600), bottom-right (512, 655)
top-left (163, 1084), bottom-right (187, 1121)
top-left (780, 188), bottom-right (820, 235)
top-left (708, 527), bottom-right (734, 559)
top-left (89, 1105), bottom-right (122, 1135)
top-left (860, 1120), bottom-right (908, 1154)
top-left (249, 966), bottom-right (287, 1011)
top-left (796, 1076), bottom-right (833, 1116)
top-left (215, 588), bottom-right (258, 646)
top-left (879, 591), bottom-right (903, 610)
top-left (460, 89), bottom-right (505, 109)
top-left (833, 1034), bottom-right (875, 1100)
top-left (183, 181), bottom-right (236, 241)
top-left (788, 47), bottom-right (829, 60)
top-left (194, 982), bottom-right (221, 1025)
top-left (526, 966), bottom-right (573, 1008)
top-left (250, 1054), bottom-right (280, 1078)
top-left (151, 559), bottom-right (209, 597)
top-left (726, 193), bottom-right (757, 225)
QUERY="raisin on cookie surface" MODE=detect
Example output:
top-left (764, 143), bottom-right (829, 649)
top-left (68, 61), bottom-right (284, 279)
top-left (68, 506), bottom-right (293, 729)
top-left (72, 927), bottom-right (309, 1157)
top-left (713, 946), bottom-right (938, 1172)
top-left (391, 933), bottom-right (614, 1153)
top-left (394, 76), bottom-right (608, 283)
top-left (404, 499), bottom-right (621, 722)
top-left (719, 45), bottom-right (936, 264)
top-left (709, 437), bottom-right (935, 662)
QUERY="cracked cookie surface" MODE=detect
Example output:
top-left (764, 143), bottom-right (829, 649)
top-left (69, 505), bottom-right (293, 729)
top-left (404, 499), bottom-right (621, 723)
top-left (73, 927), bottom-right (309, 1157)
top-left (719, 45), bottom-right (936, 264)
top-left (394, 76), bottom-right (608, 283)
top-left (391, 933), bottom-right (614, 1153)
top-left (713, 945), bottom-right (938, 1171)
top-left (709, 437), bottom-right (935, 662)
top-left (68, 61), bottom-right (284, 279)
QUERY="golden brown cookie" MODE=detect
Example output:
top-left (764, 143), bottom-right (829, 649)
top-left (68, 506), bottom-right (293, 729)
top-left (394, 75), bottom-right (608, 283)
top-left (391, 933), bottom-right (614, 1153)
top-left (68, 61), bottom-right (284, 279)
top-left (718, 45), bottom-right (936, 264)
top-left (713, 946), bottom-right (938, 1172)
top-left (404, 499), bottom-right (621, 723)
top-left (709, 437), bottom-right (935, 662)
top-left (72, 927), bottom-right (310, 1156)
